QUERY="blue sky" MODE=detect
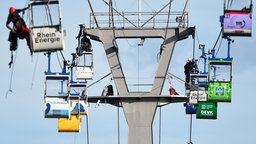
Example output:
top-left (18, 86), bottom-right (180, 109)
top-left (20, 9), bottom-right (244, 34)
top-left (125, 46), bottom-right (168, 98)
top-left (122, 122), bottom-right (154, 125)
top-left (1, 0), bottom-right (256, 144)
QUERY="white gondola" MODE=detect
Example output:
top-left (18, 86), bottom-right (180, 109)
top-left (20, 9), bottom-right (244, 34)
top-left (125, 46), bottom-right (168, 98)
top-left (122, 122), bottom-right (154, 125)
top-left (44, 73), bottom-right (70, 118)
top-left (189, 73), bottom-right (208, 105)
top-left (29, 0), bottom-right (65, 52)
top-left (75, 52), bottom-right (94, 80)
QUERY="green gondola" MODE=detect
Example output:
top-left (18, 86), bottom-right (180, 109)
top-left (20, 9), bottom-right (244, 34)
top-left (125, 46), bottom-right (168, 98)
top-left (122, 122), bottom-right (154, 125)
top-left (208, 59), bottom-right (232, 102)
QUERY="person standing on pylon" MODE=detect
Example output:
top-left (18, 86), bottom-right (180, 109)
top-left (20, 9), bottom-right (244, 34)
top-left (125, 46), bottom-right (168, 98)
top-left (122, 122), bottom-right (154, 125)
top-left (6, 6), bottom-right (32, 55)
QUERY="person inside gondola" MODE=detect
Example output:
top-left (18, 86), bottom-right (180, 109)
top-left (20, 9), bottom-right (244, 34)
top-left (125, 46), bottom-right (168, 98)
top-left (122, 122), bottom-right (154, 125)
top-left (6, 7), bottom-right (32, 55)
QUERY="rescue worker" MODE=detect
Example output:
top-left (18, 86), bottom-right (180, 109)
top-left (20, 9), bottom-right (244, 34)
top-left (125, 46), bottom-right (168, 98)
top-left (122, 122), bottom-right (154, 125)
top-left (76, 35), bottom-right (92, 56)
top-left (6, 7), bottom-right (32, 55)
top-left (184, 58), bottom-right (197, 87)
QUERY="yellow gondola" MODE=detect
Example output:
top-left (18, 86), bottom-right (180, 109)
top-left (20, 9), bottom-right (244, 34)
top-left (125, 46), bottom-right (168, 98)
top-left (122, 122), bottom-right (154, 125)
top-left (58, 115), bottom-right (82, 132)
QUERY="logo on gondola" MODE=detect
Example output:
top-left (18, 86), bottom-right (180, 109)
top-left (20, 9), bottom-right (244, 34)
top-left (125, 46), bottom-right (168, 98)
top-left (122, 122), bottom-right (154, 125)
top-left (236, 20), bottom-right (246, 28)
top-left (35, 32), bottom-right (61, 44)
top-left (201, 110), bottom-right (213, 116)
top-left (215, 86), bottom-right (224, 96)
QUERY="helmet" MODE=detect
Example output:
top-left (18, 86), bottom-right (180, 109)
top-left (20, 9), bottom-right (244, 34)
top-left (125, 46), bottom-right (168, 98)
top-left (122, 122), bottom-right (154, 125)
top-left (187, 58), bottom-right (192, 62)
top-left (9, 7), bottom-right (16, 14)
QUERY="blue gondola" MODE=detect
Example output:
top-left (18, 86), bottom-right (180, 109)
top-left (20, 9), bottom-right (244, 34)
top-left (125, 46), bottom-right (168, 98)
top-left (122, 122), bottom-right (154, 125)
top-left (184, 102), bottom-right (197, 114)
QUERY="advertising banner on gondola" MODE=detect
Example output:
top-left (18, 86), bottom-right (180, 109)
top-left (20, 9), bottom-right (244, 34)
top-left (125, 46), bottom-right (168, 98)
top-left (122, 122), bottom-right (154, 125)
top-left (223, 11), bottom-right (252, 36)
top-left (196, 102), bottom-right (217, 119)
top-left (31, 27), bottom-right (64, 52)
top-left (189, 90), bottom-right (207, 104)
top-left (44, 97), bottom-right (70, 118)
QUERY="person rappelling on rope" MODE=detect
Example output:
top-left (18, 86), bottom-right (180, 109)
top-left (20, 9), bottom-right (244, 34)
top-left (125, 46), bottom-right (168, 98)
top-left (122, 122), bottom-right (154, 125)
top-left (6, 7), bottom-right (32, 56)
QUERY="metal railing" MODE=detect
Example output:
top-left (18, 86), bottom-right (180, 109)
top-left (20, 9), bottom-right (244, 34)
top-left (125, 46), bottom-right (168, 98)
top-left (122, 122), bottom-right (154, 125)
top-left (90, 11), bottom-right (188, 28)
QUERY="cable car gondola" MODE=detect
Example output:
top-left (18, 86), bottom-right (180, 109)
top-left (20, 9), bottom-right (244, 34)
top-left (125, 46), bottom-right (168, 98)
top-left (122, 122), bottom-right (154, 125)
top-left (207, 38), bottom-right (233, 102)
top-left (29, 0), bottom-right (65, 52)
top-left (189, 72), bottom-right (208, 105)
top-left (58, 114), bottom-right (82, 132)
top-left (187, 45), bottom-right (208, 105)
top-left (221, 0), bottom-right (253, 37)
top-left (44, 74), bottom-right (70, 118)
top-left (208, 58), bottom-right (232, 102)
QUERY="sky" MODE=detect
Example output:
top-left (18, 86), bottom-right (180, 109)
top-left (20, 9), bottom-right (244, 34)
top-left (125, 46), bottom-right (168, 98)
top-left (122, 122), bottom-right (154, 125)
top-left (1, 0), bottom-right (256, 144)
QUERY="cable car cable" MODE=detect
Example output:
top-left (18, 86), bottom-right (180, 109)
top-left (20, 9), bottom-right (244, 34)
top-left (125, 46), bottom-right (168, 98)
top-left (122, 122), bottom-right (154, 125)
top-left (167, 72), bottom-right (201, 91)
top-left (87, 72), bottom-right (111, 88)
top-left (88, 0), bottom-right (99, 28)
top-left (192, 31), bottom-right (195, 60)
top-left (110, 0), bottom-right (119, 49)
top-left (227, 0), bottom-right (233, 9)
top-left (215, 36), bottom-right (223, 57)
top-left (195, 29), bottom-right (201, 46)
top-left (45, 1), bottom-right (53, 25)
top-left (211, 28), bottom-right (222, 51)
top-left (163, 0), bottom-right (173, 40)
top-left (55, 51), bottom-right (63, 70)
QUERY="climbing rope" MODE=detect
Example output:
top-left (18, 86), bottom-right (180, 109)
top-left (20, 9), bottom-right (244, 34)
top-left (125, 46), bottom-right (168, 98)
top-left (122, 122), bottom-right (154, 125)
top-left (31, 53), bottom-right (40, 89)
top-left (6, 50), bottom-right (18, 99)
